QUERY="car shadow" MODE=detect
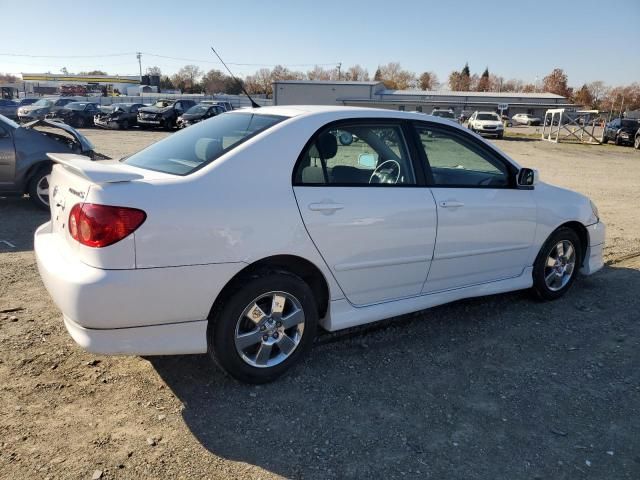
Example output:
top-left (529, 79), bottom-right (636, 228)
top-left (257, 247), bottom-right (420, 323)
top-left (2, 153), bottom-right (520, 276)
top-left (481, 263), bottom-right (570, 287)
top-left (498, 136), bottom-right (540, 142)
top-left (0, 196), bottom-right (49, 253)
top-left (150, 263), bottom-right (640, 479)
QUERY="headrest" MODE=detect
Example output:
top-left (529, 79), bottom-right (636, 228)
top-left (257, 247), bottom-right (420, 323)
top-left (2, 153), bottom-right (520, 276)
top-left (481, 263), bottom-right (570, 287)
top-left (316, 132), bottom-right (337, 159)
top-left (195, 138), bottom-right (223, 162)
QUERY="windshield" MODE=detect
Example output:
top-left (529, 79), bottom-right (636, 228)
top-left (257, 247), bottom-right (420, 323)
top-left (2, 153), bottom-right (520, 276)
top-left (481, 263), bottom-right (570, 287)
top-left (477, 113), bottom-right (500, 121)
top-left (152, 100), bottom-right (173, 108)
top-left (66, 102), bottom-right (89, 110)
top-left (432, 111), bottom-right (455, 118)
top-left (33, 99), bottom-right (54, 108)
top-left (122, 113), bottom-right (286, 175)
top-left (186, 105), bottom-right (210, 115)
top-left (621, 119), bottom-right (639, 128)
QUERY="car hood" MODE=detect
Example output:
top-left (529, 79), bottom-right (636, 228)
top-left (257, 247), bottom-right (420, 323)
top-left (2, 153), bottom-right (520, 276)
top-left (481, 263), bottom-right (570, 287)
top-left (474, 120), bottom-right (503, 126)
top-left (23, 118), bottom-right (95, 152)
top-left (139, 106), bottom-right (173, 114)
top-left (20, 105), bottom-right (49, 113)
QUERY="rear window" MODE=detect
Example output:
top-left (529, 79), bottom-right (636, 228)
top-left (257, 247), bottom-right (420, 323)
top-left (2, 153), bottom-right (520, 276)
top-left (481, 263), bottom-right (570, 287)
top-left (477, 113), bottom-right (500, 121)
top-left (122, 112), bottom-right (286, 175)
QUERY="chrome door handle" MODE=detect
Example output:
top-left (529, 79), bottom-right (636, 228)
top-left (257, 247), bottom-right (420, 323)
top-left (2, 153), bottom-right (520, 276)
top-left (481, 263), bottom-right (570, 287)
top-left (439, 201), bottom-right (464, 208)
top-left (308, 202), bottom-right (344, 212)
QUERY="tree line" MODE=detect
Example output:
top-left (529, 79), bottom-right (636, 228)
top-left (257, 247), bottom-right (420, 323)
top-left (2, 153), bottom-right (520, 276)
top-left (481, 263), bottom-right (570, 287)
top-left (1, 64), bottom-right (638, 112)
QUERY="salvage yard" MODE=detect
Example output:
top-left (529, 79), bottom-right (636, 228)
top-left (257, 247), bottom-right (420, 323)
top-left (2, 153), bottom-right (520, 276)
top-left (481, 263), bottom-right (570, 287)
top-left (1, 129), bottom-right (639, 479)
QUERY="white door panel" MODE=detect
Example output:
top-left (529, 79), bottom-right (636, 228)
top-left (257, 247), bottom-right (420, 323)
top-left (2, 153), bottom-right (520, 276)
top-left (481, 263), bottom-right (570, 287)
top-left (424, 188), bottom-right (537, 292)
top-left (294, 187), bottom-right (437, 305)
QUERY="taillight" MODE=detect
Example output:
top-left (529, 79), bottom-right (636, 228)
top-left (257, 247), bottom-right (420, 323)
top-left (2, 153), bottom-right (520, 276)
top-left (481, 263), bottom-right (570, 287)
top-left (68, 203), bottom-right (146, 248)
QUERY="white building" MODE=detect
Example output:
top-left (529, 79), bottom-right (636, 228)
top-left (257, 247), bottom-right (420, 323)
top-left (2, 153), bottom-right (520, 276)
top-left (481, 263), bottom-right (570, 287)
top-left (273, 80), bottom-right (574, 117)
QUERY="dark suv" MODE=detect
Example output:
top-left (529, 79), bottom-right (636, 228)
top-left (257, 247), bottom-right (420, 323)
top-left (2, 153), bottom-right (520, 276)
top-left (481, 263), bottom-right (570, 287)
top-left (602, 117), bottom-right (640, 146)
top-left (137, 99), bottom-right (196, 130)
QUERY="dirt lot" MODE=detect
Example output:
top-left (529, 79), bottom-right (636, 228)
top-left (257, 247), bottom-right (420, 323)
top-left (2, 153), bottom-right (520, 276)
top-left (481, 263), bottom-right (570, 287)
top-left (1, 129), bottom-right (639, 479)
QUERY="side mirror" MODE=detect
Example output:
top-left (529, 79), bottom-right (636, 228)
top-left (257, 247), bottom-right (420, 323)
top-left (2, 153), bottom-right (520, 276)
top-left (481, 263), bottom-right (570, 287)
top-left (358, 153), bottom-right (377, 168)
top-left (517, 168), bottom-right (538, 188)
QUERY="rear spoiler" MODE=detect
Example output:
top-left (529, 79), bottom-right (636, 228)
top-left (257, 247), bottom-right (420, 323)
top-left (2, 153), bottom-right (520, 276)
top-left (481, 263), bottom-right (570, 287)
top-left (47, 153), bottom-right (144, 184)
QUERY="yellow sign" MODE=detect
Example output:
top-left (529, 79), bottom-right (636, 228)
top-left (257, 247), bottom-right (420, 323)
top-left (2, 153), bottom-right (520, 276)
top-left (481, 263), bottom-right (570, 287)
top-left (21, 74), bottom-right (140, 84)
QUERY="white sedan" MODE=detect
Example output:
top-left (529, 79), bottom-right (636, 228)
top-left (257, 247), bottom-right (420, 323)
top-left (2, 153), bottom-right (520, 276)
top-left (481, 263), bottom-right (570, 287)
top-left (35, 106), bottom-right (605, 383)
top-left (468, 111), bottom-right (505, 138)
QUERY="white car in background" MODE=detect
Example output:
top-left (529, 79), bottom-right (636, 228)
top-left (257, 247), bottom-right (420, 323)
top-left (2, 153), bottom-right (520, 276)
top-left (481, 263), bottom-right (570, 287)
top-left (512, 113), bottom-right (542, 126)
top-left (468, 111), bottom-right (505, 138)
top-left (35, 106), bottom-right (605, 383)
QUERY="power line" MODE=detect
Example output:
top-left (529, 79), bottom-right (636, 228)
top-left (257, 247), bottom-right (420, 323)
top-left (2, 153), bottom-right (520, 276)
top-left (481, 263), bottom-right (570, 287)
top-left (0, 52), bottom-right (135, 58)
top-left (141, 52), bottom-right (339, 68)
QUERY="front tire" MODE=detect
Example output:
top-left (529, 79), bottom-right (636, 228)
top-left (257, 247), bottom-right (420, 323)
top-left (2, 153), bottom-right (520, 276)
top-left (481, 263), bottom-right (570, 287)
top-left (532, 227), bottom-right (581, 301)
top-left (28, 169), bottom-right (52, 210)
top-left (208, 271), bottom-right (318, 384)
top-left (634, 135), bottom-right (640, 150)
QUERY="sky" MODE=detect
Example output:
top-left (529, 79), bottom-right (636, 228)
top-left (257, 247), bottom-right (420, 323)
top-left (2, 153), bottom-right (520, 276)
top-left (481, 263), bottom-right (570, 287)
top-left (1, 0), bottom-right (638, 87)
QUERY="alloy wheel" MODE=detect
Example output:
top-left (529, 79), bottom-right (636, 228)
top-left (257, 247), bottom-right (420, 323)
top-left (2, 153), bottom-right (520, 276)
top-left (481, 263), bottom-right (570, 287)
top-left (36, 174), bottom-right (51, 207)
top-left (544, 240), bottom-right (576, 292)
top-left (234, 291), bottom-right (305, 368)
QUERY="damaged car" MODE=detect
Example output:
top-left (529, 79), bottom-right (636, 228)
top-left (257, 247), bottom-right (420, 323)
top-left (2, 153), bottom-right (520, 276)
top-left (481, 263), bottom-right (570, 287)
top-left (94, 103), bottom-right (144, 130)
top-left (17, 97), bottom-right (78, 122)
top-left (0, 114), bottom-right (94, 209)
top-left (137, 99), bottom-right (196, 130)
top-left (177, 103), bottom-right (224, 128)
top-left (46, 101), bottom-right (101, 128)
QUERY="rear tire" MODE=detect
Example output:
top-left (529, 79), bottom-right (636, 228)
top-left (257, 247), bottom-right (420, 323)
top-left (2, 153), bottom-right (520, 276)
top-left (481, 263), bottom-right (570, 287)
top-left (120, 119), bottom-right (129, 130)
top-left (208, 271), bottom-right (318, 384)
top-left (532, 227), bottom-right (581, 301)
top-left (615, 135), bottom-right (621, 146)
top-left (601, 135), bottom-right (608, 144)
top-left (28, 168), bottom-right (52, 210)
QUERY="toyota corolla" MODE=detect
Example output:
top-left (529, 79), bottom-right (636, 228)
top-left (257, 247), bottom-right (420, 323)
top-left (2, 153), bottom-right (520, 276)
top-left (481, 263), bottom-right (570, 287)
top-left (35, 106), bottom-right (605, 383)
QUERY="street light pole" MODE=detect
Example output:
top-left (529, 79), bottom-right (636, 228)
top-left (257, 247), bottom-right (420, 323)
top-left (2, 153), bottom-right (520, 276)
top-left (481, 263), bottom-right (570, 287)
top-left (136, 52), bottom-right (142, 82)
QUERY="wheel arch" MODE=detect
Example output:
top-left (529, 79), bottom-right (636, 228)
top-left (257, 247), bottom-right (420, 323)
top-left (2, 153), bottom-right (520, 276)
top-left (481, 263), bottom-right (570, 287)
top-left (22, 159), bottom-right (52, 193)
top-left (555, 221), bottom-right (589, 266)
top-left (208, 254), bottom-right (331, 321)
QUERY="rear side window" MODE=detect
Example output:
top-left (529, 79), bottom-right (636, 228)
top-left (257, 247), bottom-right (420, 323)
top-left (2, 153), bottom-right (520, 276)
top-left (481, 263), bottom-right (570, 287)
top-left (122, 113), bottom-right (285, 175)
top-left (294, 124), bottom-right (416, 186)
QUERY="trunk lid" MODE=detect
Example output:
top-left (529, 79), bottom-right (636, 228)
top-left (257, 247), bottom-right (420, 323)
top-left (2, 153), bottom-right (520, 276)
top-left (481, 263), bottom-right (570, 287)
top-left (47, 153), bottom-right (148, 270)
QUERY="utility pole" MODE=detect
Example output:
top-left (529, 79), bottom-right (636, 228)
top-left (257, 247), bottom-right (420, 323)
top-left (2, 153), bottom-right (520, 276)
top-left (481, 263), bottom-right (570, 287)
top-left (337, 62), bottom-right (342, 81)
top-left (136, 52), bottom-right (143, 82)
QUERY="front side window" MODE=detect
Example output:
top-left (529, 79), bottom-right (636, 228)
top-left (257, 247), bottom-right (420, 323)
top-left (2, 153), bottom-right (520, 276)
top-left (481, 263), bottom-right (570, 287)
top-left (415, 124), bottom-right (510, 187)
top-left (123, 112), bottom-right (285, 175)
top-left (295, 124), bottom-right (416, 186)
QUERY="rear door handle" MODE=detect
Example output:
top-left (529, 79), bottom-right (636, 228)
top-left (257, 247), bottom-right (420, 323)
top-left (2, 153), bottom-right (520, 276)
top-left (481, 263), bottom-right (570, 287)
top-left (439, 201), bottom-right (464, 208)
top-left (308, 202), bottom-right (344, 212)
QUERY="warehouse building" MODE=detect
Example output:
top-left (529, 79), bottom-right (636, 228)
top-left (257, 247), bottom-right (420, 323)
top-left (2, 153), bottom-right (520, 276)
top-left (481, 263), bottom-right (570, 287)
top-left (273, 80), bottom-right (574, 117)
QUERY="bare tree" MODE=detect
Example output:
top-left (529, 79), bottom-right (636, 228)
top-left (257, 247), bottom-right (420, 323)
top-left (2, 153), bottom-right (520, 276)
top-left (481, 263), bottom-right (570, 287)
top-left (587, 81), bottom-right (608, 108)
top-left (573, 84), bottom-right (594, 107)
top-left (418, 71), bottom-right (438, 90)
top-left (375, 62), bottom-right (416, 90)
top-left (202, 69), bottom-right (227, 94)
top-left (345, 65), bottom-right (370, 81)
top-left (171, 65), bottom-right (203, 93)
top-left (146, 66), bottom-right (162, 76)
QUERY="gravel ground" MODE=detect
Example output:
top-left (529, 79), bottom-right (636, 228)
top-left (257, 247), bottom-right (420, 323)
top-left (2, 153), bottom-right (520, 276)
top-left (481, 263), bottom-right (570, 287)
top-left (0, 128), bottom-right (639, 479)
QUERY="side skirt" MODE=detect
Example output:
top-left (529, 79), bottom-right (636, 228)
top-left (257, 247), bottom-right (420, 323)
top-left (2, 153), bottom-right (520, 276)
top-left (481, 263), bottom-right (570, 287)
top-left (322, 267), bottom-right (533, 331)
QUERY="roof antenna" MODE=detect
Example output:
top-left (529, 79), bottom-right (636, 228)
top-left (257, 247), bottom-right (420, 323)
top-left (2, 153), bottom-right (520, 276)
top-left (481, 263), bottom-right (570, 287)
top-left (210, 46), bottom-right (261, 108)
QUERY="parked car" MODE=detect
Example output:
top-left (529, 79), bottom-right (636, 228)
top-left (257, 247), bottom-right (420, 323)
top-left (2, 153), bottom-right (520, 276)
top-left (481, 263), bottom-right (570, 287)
top-left (17, 97), bottom-right (78, 122)
top-left (601, 118), bottom-right (640, 146)
top-left (137, 99), bottom-right (196, 130)
top-left (46, 101), bottom-right (101, 128)
top-left (430, 109), bottom-right (458, 123)
top-left (17, 98), bottom-right (38, 107)
top-left (94, 103), bottom-right (144, 130)
top-left (34, 106), bottom-right (605, 384)
top-left (0, 99), bottom-right (18, 119)
top-left (512, 113), bottom-right (542, 126)
top-left (0, 114), bottom-right (94, 209)
top-left (467, 111), bottom-right (504, 138)
top-left (201, 100), bottom-right (233, 111)
top-left (501, 114), bottom-right (513, 127)
top-left (177, 103), bottom-right (225, 128)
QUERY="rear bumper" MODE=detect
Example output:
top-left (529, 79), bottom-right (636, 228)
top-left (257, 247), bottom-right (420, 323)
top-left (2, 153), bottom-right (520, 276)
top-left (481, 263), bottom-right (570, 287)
top-left (63, 316), bottom-right (207, 355)
top-left (581, 221), bottom-right (605, 275)
top-left (34, 221), bottom-right (245, 354)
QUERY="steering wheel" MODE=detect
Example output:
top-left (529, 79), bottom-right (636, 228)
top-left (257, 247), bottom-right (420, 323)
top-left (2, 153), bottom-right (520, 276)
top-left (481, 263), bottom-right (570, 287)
top-left (369, 159), bottom-right (401, 184)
